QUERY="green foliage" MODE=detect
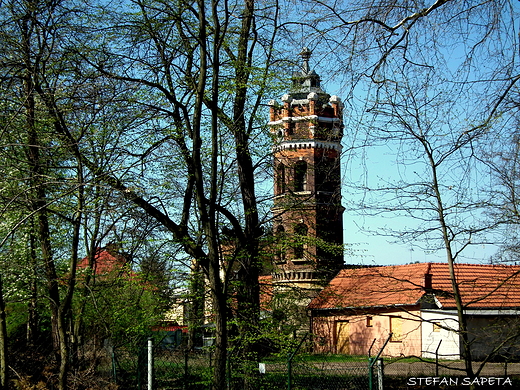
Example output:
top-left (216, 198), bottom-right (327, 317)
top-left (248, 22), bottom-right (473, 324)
top-left (76, 272), bottom-right (169, 345)
top-left (5, 302), bottom-right (28, 338)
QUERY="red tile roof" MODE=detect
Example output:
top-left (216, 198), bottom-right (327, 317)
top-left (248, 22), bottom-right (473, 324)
top-left (77, 248), bottom-right (127, 275)
top-left (308, 263), bottom-right (520, 310)
top-left (151, 325), bottom-right (188, 333)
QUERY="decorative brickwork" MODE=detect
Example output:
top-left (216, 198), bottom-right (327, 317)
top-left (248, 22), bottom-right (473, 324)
top-left (269, 49), bottom-right (344, 298)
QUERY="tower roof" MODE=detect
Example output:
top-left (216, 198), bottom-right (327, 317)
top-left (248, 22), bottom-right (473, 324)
top-left (290, 48), bottom-right (327, 98)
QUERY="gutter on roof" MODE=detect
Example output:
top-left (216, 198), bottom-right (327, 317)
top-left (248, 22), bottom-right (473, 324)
top-left (311, 307), bottom-right (520, 316)
top-left (309, 303), bottom-right (418, 312)
top-left (421, 308), bottom-right (520, 316)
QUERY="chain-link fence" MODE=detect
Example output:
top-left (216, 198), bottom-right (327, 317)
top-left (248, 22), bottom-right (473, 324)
top-left (106, 335), bottom-right (373, 390)
top-left (9, 332), bottom-right (520, 389)
top-left (283, 355), bottom-right (370, 390)
top-left (106, 338), bottom-right (213, 389)
top-left (106, 334), bottom-right (520, 390)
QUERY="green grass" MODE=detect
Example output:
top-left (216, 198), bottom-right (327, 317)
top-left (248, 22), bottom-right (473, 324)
top-left (262, 353), bottom-right (368, 363)
top-left (384, 355), bottom-right (464, 364)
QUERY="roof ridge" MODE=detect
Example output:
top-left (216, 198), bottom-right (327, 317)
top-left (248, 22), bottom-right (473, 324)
top-left (374, 262), bottom-right (520, 268)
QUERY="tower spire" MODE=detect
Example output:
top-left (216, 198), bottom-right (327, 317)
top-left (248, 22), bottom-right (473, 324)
top-left (300, 47), bottom-right (312, 74)
top-left (291, 47), bottom-right (325, 96)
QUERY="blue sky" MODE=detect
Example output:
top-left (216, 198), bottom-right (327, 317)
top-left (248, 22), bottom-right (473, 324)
top-left (272, 1), bottom-right (520, 267)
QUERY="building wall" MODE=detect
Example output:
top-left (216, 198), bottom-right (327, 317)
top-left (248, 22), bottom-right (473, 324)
top-left (312, 308), bottom-right (423, 357)
top-left (467, 315), bottom-right (520, 360)
top-left (421, 310), bottom-right (460, 360)
top-left (315, 309), bottom-right (520, 360)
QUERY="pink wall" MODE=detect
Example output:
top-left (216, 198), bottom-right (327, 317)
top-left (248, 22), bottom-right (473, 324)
top-left (312, 308), bottom-right (423, 357)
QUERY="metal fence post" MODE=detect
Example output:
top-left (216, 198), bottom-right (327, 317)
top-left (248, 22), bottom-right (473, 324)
top-left (368, 357), bottom-right (374, 390)
top-left (368, 338), bottom-right (377, 357)
top-left (111, 348), bottom-right (117, 384)
top-left (287, 334), bottom-right (308, 390)
top-left (369, 333), bottom-right (392, 390)
top-left (435, 339), bottom-right (442, 377)
top-left (148, 337), bottom-right (153, 390)
top-left (377, 358), bottom-right (384, 390)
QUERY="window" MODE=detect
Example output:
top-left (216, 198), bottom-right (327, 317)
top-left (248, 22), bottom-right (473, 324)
top-left (287, 121), bottom-right (294, 135)
top-left (276, 225), bottom-right (286, 262)
top-left (294, 160), bottom-right (307, 192)
top-left (390, 316), bottom-right (403, 342)
top-left (366, 316), bottom-right (373, 328)
top-left (276, 164), bottom-right (286, 194)
top-left (293, 223), bottom-right (308, 259)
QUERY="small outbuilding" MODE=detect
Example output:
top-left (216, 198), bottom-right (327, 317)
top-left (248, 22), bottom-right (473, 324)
top-left (308, 263), bottom-right (520, 360)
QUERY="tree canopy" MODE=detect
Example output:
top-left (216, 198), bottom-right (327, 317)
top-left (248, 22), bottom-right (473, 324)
top-left (0, 0), bottom-right (519, 388)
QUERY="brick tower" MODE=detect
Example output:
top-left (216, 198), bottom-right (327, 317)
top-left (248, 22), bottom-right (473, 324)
top-left (268, 48), bottom-right (344, 298)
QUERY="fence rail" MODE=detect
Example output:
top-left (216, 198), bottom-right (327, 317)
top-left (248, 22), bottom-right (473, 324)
top-left (104, 337), bottom-right (520, 389)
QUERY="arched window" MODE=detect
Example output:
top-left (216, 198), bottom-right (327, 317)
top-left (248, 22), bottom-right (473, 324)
top-left (294, 160), bottom-right (307, 192)
top-left (293, 223), bottom-right (308, 259)
top-left (276, 163), bottom-right (286, 194)
top-left (276, 225), bottom-right (286, 261)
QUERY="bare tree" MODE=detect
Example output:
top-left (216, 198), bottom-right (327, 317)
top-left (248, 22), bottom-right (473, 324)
top-left (306, 0), bottom-right (520, 377)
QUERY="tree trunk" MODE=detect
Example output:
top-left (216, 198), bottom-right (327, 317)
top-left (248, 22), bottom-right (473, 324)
top-left (187, 261), bottom-right (205, 351)
top-left (211, 287), bottom-right (228, 390)
top-left (232, 0), bottom-right (261, 364)
top-left (21, 3), bottom-right (61, 355)
top-left (57, 192), bottom-right (83, 389)
top-left (57, 313), bottom-right (69, 390)
top-left (26, 231), bottom-right (39, 345)
top-left (0, 275), bottom-right (8, 390)
top-left (429, 150), bottom-right (474, 377)
top-left (446, 250), bottom-right (473, 376)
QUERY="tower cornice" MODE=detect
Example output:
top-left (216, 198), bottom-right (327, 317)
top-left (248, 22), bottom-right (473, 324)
top-left (269, 115), bottom-right (342, 126)
top-left (272, 140), bottom-right (342, 153)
